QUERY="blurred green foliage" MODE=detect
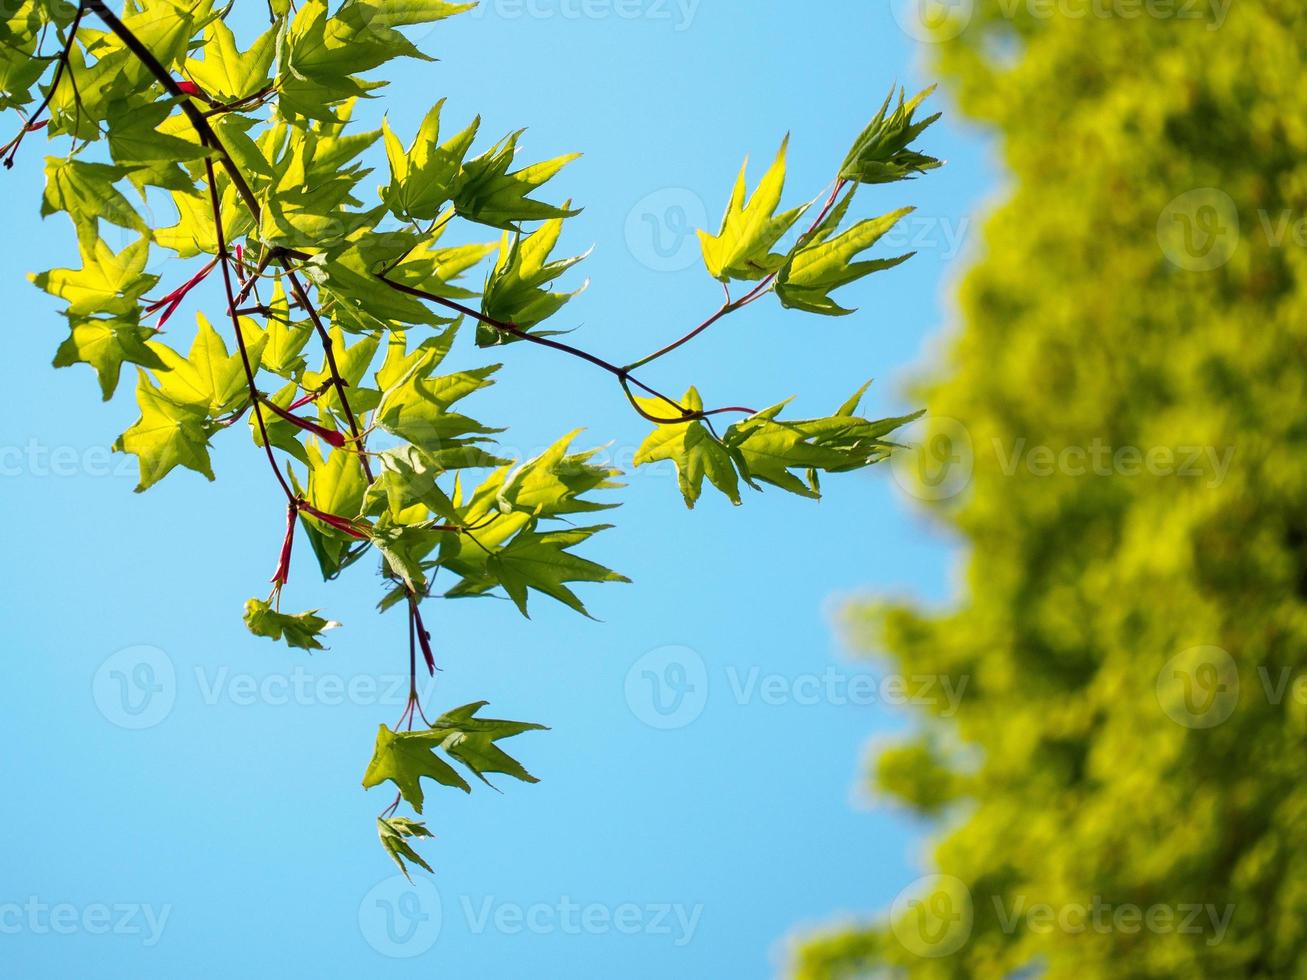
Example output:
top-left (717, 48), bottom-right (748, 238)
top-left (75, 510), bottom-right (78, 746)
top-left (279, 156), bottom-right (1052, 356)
top-left (796, 1), bottom-right (1307, 976)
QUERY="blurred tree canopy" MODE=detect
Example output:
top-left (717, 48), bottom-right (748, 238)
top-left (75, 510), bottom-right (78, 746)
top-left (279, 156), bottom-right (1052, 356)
top-left (796, 1), bottom-right (1307, 976)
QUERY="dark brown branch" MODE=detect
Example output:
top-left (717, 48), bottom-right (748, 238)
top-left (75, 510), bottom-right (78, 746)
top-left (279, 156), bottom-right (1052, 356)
top-left (375, 275), bottom-right (755, 424)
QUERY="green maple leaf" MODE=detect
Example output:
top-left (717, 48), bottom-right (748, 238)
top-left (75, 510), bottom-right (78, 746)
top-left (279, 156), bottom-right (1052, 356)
top-left (377, 816), bottom-right (434, 881)
top-left (30, 232), bottom-right (157, 317)
top-left (432, 701), bottom-right (548, 786)
top-left (295, 443), bottom-right (369, 580)
top-left (723, 383), bottom-right (924, 498)
top-left (364, 444), bottom-right (468, 525)
top-left (378, 226), bottom-right (498, 302)
top-left (444, 525), bottom-right (629, 618)
top-left (154, 181), bottom-right (255, 259)
top-left (362, 702), bottom-right (546, 812)
top-left (150, 313), bottom-right (267, 418)
top-left (114, 370), bottom-right (216, 492)
top-left (496, 430), bottom-right (622, 518)
top-left (243, 598), bottom-right (341, 650)
top-left (840, 85), bottom-right (942, 186)
top-left (453, 130), bottom-right (581, 230)
top-left (41, 157), bottom-right (146, 234)
top-left (380, 100), bottom-right (478, 221)
top-left (369, 515), bottom-right (450, 592)
top-left (777, 194), bottom-right (915, 316)
top-left (53, 316), bottom-right (167, 401)
top-left (362, 725), bottom-right (472, 812)
top-left (479, 215), bottom-right (589, 346)
top-left (698, 137), bottom-right (808, 282)
top-left (184, 19), bottom-right (277, 103)
top-left (106, 100), bottom-right (215, 175)
top-left (374, 344), bottom-right (501, 451)
top-left (632, 387), bottom-right (742, 508)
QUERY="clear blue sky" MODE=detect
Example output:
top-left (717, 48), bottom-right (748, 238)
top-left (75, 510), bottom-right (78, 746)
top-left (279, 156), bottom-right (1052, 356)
top-left (0, 2), bottom-right (992, 976)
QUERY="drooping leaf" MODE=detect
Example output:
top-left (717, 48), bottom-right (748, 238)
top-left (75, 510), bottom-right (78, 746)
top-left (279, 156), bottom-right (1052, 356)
top-left (243, 597), bottom-right (341, 650)
top-left (376, 816), bottom-right (434, 880)
top-left (362, 702), bottom-right (546, 812)
top-left (632, 387), bottom-right (742, 508)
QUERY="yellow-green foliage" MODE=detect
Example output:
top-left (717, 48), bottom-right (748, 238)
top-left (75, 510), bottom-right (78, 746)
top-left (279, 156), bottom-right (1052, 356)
top-left (797, 2), bottom-right (1307, 977)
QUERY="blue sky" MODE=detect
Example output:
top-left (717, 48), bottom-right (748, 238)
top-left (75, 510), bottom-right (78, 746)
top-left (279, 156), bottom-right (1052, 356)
top-left (0, 1), bottom-right (993, 976)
